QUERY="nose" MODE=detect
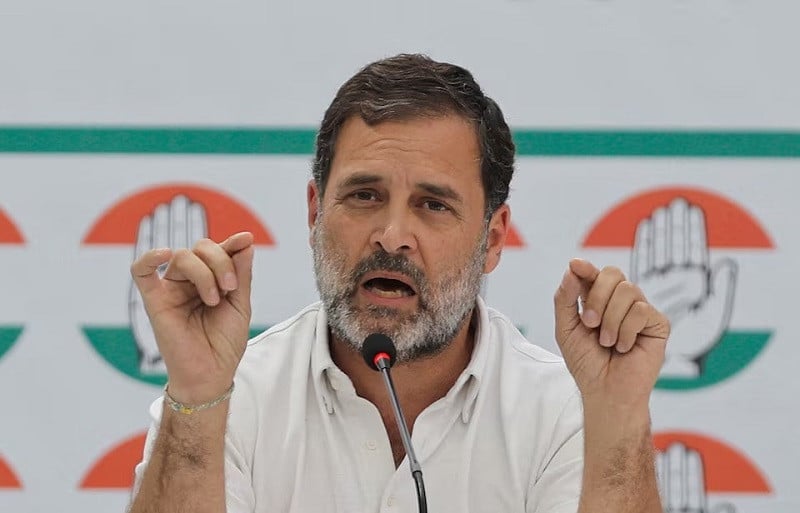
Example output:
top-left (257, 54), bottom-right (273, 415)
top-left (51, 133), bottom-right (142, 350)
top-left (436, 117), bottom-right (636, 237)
top-left (369, 205), bottom-right (418, 254)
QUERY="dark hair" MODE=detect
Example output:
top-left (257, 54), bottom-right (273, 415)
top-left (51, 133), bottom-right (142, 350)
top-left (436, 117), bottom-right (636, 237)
top-left (312, 54), bottom-right (515, 217)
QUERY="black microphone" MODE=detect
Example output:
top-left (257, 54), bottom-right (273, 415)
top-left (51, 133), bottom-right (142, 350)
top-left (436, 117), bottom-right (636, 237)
top-left (361, 334), bottom-right (428, 513)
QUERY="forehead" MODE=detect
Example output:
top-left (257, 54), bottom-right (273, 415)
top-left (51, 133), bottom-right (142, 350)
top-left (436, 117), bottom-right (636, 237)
top-left (328, 114), bottom-right (482, 190)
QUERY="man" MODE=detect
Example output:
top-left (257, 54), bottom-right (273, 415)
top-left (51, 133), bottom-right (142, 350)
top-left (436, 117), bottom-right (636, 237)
top-left (128, 54), bottom-right (668, 512)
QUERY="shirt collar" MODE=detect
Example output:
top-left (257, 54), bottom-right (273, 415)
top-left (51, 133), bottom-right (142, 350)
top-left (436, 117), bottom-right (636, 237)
top-left (311, 296), bottom-right (492, 422)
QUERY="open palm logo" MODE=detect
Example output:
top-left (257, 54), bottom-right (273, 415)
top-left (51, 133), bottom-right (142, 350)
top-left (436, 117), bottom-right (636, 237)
top-left (582, 187), bottom-right (774, 390)
top-left (631, 198), bottom-right (736, 378)
top-left (129, 195), bottom-right (208, 374)
top-left (654, 432), bottom-right (771, 512)
top-left (81, 184), bottom-right (275, 386)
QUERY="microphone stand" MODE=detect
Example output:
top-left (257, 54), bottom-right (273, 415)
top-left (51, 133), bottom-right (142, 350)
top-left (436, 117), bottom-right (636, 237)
top-left (375, 357), bottom-right (428, 513)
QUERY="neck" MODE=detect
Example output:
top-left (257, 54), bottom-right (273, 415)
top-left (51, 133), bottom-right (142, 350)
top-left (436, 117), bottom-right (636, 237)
top-left (330, 310), bottom-right (478, 423)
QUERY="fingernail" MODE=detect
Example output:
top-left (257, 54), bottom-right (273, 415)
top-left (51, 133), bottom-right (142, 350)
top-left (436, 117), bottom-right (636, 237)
top-left (208, 287), bottom-right (220, 305)
top-left (599, 330), bottom-right (613, 347)
top-left (582, 309), bottom-right (599, 326)
top-left (223, 272), bottom-right (238, 291)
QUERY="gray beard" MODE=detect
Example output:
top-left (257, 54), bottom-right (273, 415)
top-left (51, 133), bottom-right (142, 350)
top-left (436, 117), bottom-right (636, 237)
top-left (311, 218), bottom-right (487, 363)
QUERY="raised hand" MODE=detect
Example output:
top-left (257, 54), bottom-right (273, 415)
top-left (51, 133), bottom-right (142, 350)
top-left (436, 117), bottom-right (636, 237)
top-left (631, 198), bottom-right (736, 378)
top-left (554, 259), bottom-right (670, 405)
top-left (130, 197), bottom-right (254, 404)
top-left (129, 195), bottom-right (208, 374)
top-left (657, 442), bottom-right (736, 513)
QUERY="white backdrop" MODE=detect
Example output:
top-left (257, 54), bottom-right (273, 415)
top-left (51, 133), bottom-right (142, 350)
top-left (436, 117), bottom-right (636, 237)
top-left (0, 1), bottom-right (798, 512)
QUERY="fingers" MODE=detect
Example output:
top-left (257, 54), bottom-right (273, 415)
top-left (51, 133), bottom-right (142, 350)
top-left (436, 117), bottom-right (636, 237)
top-left (169, 195), bottom-right (190, 249)
top-left (662, 442), bottom-right (707, 512)
top-left (686, 448), bottom-right (704, 512)
top-left (669, 198), bottom-right (689, 268)
top-left (163, 248), bottom-right (223, 305)
top-left (220, 231), bottom-right (255, 256)
top-left (630, 198), bottom-right (702, 281)
top-left (131, 247), bottom-right (173, 296)
top-left (652, 206), bottom-right (668, 270)
top-left (188, 199), bottom-right (207, 246)
top-left (132, 231), bottom-right (255, 308)
top-left (688, 204), bottom-right (709, 267)
top-left (631, 218), bottom-right (651, 283)
top-left (571, 259), bottom-right (614, 328)
top-left (161, 232), bottom-right (255, 306)
top-left (153, 203), bottom-right (170, 249)
top-left (584, 270), bottom-right (648, 353)
top-left (553, 266), bottom-right (585, 341)
top-left (567, 258), bottom-right (668, 353)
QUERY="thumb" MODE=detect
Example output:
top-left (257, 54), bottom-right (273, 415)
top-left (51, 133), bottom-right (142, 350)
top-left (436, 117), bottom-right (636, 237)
top-left (705, 258), bottom-right (737, 327)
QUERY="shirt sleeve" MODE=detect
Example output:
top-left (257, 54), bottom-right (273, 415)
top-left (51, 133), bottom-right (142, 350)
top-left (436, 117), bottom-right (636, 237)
top-left (129, 396), bottom-right (256, 513)
top-left (525, 390), bottom-right (584, 513)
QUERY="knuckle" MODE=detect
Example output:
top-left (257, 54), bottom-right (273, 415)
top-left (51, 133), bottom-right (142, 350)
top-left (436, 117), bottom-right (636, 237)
top-left (193, 237), bottom-right (215, 251)
top-left (617, 280), bottom-right (640, 296)
top-left (192, 238), bottom-right (217, 255)
top-left (602, 265), bottom-right (626, 281)
top-left (173, 248), bottom-right (193, 261)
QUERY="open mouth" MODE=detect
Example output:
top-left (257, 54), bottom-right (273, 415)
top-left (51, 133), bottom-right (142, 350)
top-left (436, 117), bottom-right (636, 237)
top-left (362, 276), bottom-right (417, 299)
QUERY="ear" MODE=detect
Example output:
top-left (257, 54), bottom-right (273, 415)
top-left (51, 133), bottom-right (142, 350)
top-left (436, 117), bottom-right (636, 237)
top-left (307, 180), bottom-right (320, 245)
top-left (483, 203), bottom-right (511, 274)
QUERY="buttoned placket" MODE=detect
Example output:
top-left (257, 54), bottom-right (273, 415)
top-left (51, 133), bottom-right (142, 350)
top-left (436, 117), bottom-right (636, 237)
top-left (325, 367), bottom-right (397, 512)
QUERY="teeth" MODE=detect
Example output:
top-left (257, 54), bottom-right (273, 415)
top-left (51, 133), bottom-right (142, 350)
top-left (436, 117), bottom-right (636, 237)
top-left (370, 288), bottom-right (407, 298)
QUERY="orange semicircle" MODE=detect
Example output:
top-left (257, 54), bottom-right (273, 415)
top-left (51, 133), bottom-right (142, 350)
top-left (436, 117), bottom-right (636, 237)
top-left (0, 457), bottom-right (22, 488)
top-left (583, 187), bottom-right (773, 249)
top-left (80, 433), bottom-right (147, 489)
top-left (0, 209), bottom-right (24, 244)
top-left (505, 224), bottom-right (525, 248)
top-left (654, 431), bottom-right (771, 493)
top-left (82, 184), bottom-right (274, 245)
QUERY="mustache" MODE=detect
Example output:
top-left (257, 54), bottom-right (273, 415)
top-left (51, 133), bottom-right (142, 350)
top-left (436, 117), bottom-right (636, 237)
top-left (348, 250), bottom-right (427, 295)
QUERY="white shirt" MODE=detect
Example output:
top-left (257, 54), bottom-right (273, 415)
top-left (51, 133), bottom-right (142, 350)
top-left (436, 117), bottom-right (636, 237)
top-left (134, 298), bottom-right (584, 513)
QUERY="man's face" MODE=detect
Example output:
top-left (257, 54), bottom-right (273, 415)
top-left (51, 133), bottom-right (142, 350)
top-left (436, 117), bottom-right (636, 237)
top-left (308, 114), bottom-right (508, 362)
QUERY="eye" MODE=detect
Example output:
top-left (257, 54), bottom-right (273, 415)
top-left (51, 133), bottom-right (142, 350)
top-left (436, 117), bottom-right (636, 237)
top-left (423, 199), bottom-right (450, 212)
top-left (351, 190), bottom-right (379, 202)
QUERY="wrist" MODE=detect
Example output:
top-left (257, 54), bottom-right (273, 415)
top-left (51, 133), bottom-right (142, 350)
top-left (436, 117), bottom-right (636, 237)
top-left (165, 377), bottom-right (235, 405)
top-left (164, 382), bottom-right (234, 414)
top-left (581, 393), bottom-right (652, 424)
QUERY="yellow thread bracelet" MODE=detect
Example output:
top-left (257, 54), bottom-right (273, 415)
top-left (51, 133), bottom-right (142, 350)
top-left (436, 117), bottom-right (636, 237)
top-left (164, 382), bottom-right (235, 415)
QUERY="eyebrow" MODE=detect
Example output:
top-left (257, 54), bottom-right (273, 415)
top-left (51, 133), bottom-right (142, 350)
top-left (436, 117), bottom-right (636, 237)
top-left (337, 173), bottom-right (383, 190)
top-left (417, 182), bottom-right (463, 204)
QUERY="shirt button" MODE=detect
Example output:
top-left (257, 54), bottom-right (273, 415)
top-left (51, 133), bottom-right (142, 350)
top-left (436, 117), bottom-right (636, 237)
top-left (365, 440), bottom-right (377, 451)
top-left (387, 496), bottom-right (395, 507)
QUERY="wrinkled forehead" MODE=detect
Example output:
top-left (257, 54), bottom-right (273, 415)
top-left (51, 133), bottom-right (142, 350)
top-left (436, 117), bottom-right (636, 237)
top-left (327, 114), bottom-right (482, 190)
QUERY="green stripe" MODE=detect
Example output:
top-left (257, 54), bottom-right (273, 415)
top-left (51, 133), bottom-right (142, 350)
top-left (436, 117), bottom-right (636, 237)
top-left (0, 128), bottom-right (317, 155)
top-left (1, 127), bottom-right (800, 157)
top-left (513, 131), bottom-right (800, 157)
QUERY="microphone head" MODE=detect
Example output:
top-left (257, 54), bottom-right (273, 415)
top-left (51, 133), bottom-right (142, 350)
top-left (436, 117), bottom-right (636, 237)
top-left (361, 333), bottom-right (397, 371)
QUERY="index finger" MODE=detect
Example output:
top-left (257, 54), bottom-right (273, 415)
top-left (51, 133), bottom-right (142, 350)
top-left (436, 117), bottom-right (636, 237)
top-left (568, 258), bottom-right (600, 284)
top-left (219, 231), bottom-right (255, 255)
top-left (553, 260), bottom-right (596, 338)
top-left (131, 248), bottom-right (173, 296)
